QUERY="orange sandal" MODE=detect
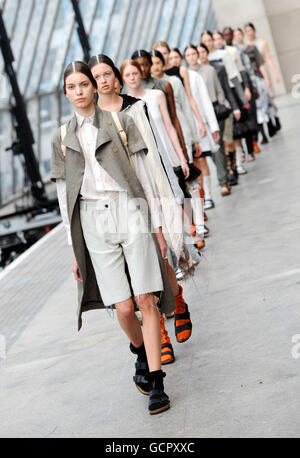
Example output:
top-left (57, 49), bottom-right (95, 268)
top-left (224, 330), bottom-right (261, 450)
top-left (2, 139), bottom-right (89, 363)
top-left (160, 315), bottom-right (175, 365)
top-left (193, 235), bottom-right (205, 250)
top-left (174, 285), bottom-right (192, 343)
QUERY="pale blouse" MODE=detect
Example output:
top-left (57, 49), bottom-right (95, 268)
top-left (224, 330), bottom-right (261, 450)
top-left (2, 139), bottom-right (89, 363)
top-left (56, 111), bottom-right (162, 245)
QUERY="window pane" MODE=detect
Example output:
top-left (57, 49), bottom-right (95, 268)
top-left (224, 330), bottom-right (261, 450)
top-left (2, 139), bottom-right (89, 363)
top-left (40, 95), bottom-right (57, 179)
top-left (179, 0), bottom-right (200, 49)
top-left (89, 0), bottom-right (115, 56)
top-left (167, 0), bottom-right (188, 48)
top-left (103, 0), bottom-right (131, 61)
top-left (2, 0), bottom-right (19, 37)
top-left (27, 0), bottom-right (60, 96)
top-left (39, 0), bottom-right (74, 93)
top-left (18, 0), bottom-right (48, 93)
top-left (155, 0), bottom-right (176, 41)
top-left (10, 0), bottom-right (34, 67)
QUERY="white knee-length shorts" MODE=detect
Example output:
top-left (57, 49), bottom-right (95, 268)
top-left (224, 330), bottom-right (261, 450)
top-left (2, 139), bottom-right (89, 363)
top-left (80, 193), bottom-right (163, 306)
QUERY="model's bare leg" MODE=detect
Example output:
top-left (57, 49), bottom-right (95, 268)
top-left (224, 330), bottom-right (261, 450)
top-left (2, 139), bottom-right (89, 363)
top-left (136, 293), bottom-right (161, 372)
top-left (115, 297), bottom-right (143, 348)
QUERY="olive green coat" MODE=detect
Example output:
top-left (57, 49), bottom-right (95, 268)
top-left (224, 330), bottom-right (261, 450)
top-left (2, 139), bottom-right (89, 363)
top-left (51, 106), bottom-right (175, 330)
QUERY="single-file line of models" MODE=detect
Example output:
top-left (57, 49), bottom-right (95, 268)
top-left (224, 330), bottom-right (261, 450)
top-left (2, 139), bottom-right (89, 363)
top-left (51, 22), bottom-right (282, 415)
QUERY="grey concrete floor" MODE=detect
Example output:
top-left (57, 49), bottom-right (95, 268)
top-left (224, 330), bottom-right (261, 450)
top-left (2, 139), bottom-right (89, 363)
top-left (0, 94), bottom-right (299, 438)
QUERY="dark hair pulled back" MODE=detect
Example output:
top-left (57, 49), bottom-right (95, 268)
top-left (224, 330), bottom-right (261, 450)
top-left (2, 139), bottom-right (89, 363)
top-left (63, 61), bottom-right (97, 95)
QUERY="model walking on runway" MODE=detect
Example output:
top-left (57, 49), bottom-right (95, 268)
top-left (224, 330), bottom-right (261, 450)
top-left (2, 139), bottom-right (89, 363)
top-left (51, 61), bottom-right (172, 415)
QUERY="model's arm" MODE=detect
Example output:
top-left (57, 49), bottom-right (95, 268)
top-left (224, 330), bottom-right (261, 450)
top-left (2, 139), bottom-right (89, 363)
top-left (263, 40), bottom-right (280, 83)
top-left (255, 47), bottom-right (271, 88)
top-left (131, 153), bottom-right (162, 230)
top-left (217, 66), bottom-right (240, 114)
top-left (214, 69), bottom-right (228, 106)
top-left (56, 179), bottom-right (72, 245)
top-left (156, 90), bottom-right (189, 178)
top-left (180, 66), bottom-right (206, 137)
top-left (132, 152), bottom-right (167, 257)
top-left (196, 73), bottom-right (219, 135)
top-left (165, 81), bottom-right (188, 159)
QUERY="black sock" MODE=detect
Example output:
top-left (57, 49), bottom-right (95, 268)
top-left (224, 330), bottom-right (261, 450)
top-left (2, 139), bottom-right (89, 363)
top-left (129, 342), bottom-right (147, 362)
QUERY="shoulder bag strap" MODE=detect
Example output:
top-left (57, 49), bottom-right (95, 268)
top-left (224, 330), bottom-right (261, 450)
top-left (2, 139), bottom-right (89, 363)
top-left (111, 112), bottom-right (135, 169)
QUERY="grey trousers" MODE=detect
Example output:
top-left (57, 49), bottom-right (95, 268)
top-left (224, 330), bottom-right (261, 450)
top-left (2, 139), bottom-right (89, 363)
top-left (211, 119), bottom-right (228, 187)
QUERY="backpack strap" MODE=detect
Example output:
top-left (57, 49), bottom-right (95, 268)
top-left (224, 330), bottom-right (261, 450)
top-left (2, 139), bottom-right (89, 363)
top-left (111, 112), bottom-right (134, 169)
top-left (60, 124), bottom-right (67, 157)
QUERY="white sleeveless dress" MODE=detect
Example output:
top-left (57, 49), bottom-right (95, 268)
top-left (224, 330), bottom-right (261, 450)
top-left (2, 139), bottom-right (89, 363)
top-left (142, 89), bottom-right (181, 168)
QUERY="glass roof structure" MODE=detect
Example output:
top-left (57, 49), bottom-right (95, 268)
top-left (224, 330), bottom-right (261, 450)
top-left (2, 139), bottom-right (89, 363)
top-left (0, 0), bottom-right (217, 205)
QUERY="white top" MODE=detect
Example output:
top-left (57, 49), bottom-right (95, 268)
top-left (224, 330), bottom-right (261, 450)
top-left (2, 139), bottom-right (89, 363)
top-left (163, 74), bottom-right (200, 162)
top-left (209, 48), bottom-right (241, 84)
top-left (141, 89), bottom-right (181, 167)
top-left (188, 70), bottom-right (219, 134)
top-left (188, 70), bottom-right (220, 153)
top-left (56, 110), bottom-right (162, 245)
top-left (76, 112), bottom-right (123, 199)
top-left (122, 100), bottom-right (184, 257)
top-left (226, 45), bottom-right (245, 75)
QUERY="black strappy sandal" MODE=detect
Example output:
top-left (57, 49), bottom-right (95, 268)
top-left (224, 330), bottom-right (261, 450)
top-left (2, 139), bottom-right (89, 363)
top-left (133, 360), bottom-right (150, 395)
top-left (146, 370), bottom-right (170, 415)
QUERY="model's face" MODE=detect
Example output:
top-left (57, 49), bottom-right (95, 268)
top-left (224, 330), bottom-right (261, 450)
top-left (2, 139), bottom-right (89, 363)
top-left (91, 63), bottom-right (116, 95)
top-left (234, 29), bottom-right (244, 45)
top-left (122, 64), bottom-right (141, 89)
top-left (64, 72), bottom-right (96, 108)
top-left (134, 57), bottom-right (151, 80)
top-left (115, 79), bottom-right (123, 95)
top-left (198, 47), bottom-right (208, 64)
top-left (169, 51), bottom-right (181, 67)
top-left (156, 46), bottom-right (169, 65)
top-left (201, 34), bottom-right (214, 51)
top-left (151, 56), bottom-right (164, 77)
top-left (213, 33), bottom-right (224, 49)
top-left (245, 26), bottom-right (255, 40)
top-left (223, 30), bottom-right (233, 46)
top-left (184, 47), bottom-right (199, 67)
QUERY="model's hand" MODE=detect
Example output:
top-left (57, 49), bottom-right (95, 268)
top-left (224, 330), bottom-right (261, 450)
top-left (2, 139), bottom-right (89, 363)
top-left (73, 257), bottom-right (83, 282)
top-left (181, 160), bottom-right (190, 179)
top-left (155, 228), bottom-right (167, 260)
top-left (193, 143), bottom-right (202, 158)
top-left (213, 131), bottom-right (220, 143)
top-left (244, 87), bottom-right (252, 101)
top-left (275, 75), bottom-right (280, 84)
top-left (198, 122), bottom-right (207, 138)
top-left (265, 78), bottom-right (271, 89)
top-left (234, 110), bottom-right (241, 121)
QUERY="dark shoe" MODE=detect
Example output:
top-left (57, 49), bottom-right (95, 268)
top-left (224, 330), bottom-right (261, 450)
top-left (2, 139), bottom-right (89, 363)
top-left (275, 116), bottom-right (281, 131)
top-left (203, 225), bottom-right (210, 237)
top-left (130, 342), bottom-right (150, 395)
top-left (258, 124), bottom-right (268, 143)
top-left (228, 174), bottom-right (238, 186)
top-left (267, 120), bottom-right (277, 137)
top-left (204, 199), bottom-right (215, 210)
top-left (146, 370), bottom-right (170, 415)
top-left (221, 185), bottom-right (231, 196)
